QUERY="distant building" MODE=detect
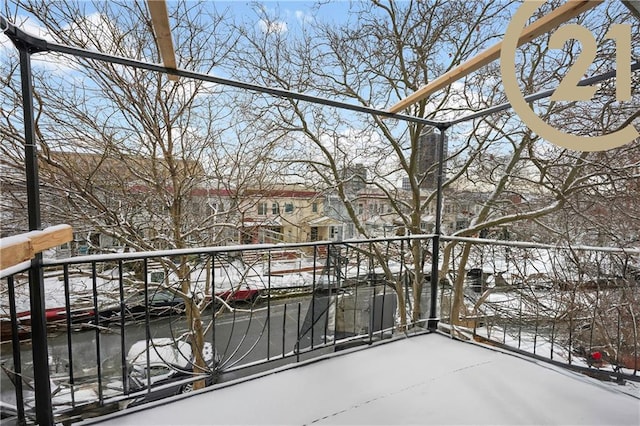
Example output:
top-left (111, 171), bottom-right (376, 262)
top-left (401, 176), bottom-right (411, 191)
top-left (339, 164), bottom-right (368, 194)
top-left (240, 186), bottom-right (339, 244)
top-left (416, 128), bottom-right (448, 190)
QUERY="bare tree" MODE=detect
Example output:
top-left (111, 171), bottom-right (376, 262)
top-left (0, 0), bottom-right (281, 388)
top-left (223, 0), bottom-right (639, 329)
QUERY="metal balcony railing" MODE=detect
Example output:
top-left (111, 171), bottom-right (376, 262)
top-left (0, 236), bottom-right (433, 424)
top-left (1, 235), bottom-right (639, 424)
top-left (439, 236), bottom-right (639, 382)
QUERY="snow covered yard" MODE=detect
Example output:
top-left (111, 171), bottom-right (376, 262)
top-left (82, 332), bottom-right (639, 425)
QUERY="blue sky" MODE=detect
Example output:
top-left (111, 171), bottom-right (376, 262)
top-left (208, 0), bottom-right (352, 20)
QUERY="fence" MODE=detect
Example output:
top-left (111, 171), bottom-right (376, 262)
top-left (1, 235), bottom-right (639, 424)
top-left (0, 236), bottom-right (432, 424)
top-left (440, 236), bottom-right (639, 381)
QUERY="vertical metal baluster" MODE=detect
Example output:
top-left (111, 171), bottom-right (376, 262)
top-left (568, 311), bottom-right (573, 365)
top-left (517, 287), bottom-right (523, 350)
top-left (323, 244), bottom-right (330, 346)
top-left (267, 251), bottom-right (272, 360)
top-left (449, 242), bottom-right (456, 326)
top-left (323, 292), bottom-right (330, 347)
top-left (282, 303), bottom-right (287, 359)
top-left (616, 306), bottom-right (621, 372)
top-left (450, 270), bottom-right (455, 326)
top-left (312, 245), bottom-right (319, 347)
top-left (632, 303), bottom-right (638, 376)
top-left (368, 243), bottom-right (374, 344)
top-left (589, 254), bottom-right (601, 356)
top-left (8, 276), bottom-right (25, 423)
top-left (342, 243), bottom-right (349, 342)
top-left (211, 254), bottom-right (217, 370)
top-left (369, 287), bottom-right (376, 345)
top-left (343, 243), bottom-right (350, 284)
top-left (533, 308), bottom-right (539, 356)
top-left (296, 303), bottom-right (301, 363)
top-left (550, 319), bottom-right (556, 360)
top-left (381, 277), bottom-right (387, 339)
top-left (118, 260), bottom-right (127, 394)
top-left (354, 249), bottom-right (360, 337)
top-left (144, 259), bottom-right (151, 392)
top-left (438, 266), bottom-right (445, 325)
top-left (333, 274), bottom-right (338, 347)
top-left (63, 265), bottom-right (75, 406)
top-left (310, 248), bottom-right (316, 350)
top-left (91, 262), bottom-right (103, 402)
top-left (399, 239), bottom-right (405, 328)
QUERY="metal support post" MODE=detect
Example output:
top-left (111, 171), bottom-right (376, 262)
top-left (3, 16), bottom-right (55, 425)
top-left (428, 126), bottom-right (449, 331)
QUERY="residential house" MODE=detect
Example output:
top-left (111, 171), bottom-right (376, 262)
top-left (239, 186), bottom-right (340, 244)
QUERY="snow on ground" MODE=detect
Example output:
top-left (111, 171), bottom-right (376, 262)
top-left (84, 332), bottom-right (640, 426)
top-left (0, 258), bottom-right (319, 316)
top-left (1, 255), bottom-right (410, 317)
top-left (1, 268), bottom-right (124, 314)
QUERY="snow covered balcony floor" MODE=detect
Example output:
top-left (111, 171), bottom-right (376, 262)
top-left (84, 332), bottom-right (639, 426)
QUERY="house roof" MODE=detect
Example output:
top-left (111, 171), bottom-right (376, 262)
top-left (41, 151), bottom-right (207, 184)
top-left (242, 218), bottom-right (282, 227)
top-left (308, 216), bottom-right (342, 227)
top-left (85, 332), bottom-right (640, 425)
top-left (244, 188), bottom-right (320, 198)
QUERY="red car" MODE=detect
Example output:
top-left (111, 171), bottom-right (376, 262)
top-left (214, 286), bottom-right (262, 304)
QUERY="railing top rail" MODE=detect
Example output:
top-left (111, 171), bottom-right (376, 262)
top-left (3, 234), bottom-right (637, 276)
top-left (0, 260), bottom-right (31, 279)
top-left (442, 236), bottom-right (640, 255)
top-left (38, 234), bottom-right (437, 267)
top-left (0, 225), bottom-right (73, 270)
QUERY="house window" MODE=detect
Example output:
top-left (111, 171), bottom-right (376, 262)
top-left (312, 202), bottom-right (318, 213)
top-left (330, 226), bottom-right (340, 240)
top-left (310, 227), bottom-right (319, 241)
top-left (285, 203), bottom-right (294, 213)
top-left (272, 203), bottom-right (280, 215)
top-left (150, 271), bottom-right (165, 284)
top-left (358, 204), bottom-right (363, 215)
top-left (258, 202), bottom-right (267, 215)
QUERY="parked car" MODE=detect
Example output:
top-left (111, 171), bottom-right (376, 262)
top-left (98, 290), bottom-right (186, 323)
top-left (214, 285), bottom-right (263, 304)
top-left (126, 337), bottom-right (219, 405)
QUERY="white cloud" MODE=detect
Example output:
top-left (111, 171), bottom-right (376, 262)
top-left (294, 10), bottom-right (313, 25)
top-left (258, 19), bottom-right (288, 34)
top-left (0, 16), bottom-right (80, 75)
top-left (1, 16), bottom-right (53, 52)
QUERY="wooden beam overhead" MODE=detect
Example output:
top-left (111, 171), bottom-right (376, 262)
top-left (388, 0), bottom-right (603, 114)
top-left (146, 0), bottom-right (179, 81)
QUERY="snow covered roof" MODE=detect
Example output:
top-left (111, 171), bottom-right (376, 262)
top-left (85, 333), bottom-right (639, 425)
top-left (241, 218), bottom-right (282, 227)
top-left (308, 216), bottom-right (343, 226)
